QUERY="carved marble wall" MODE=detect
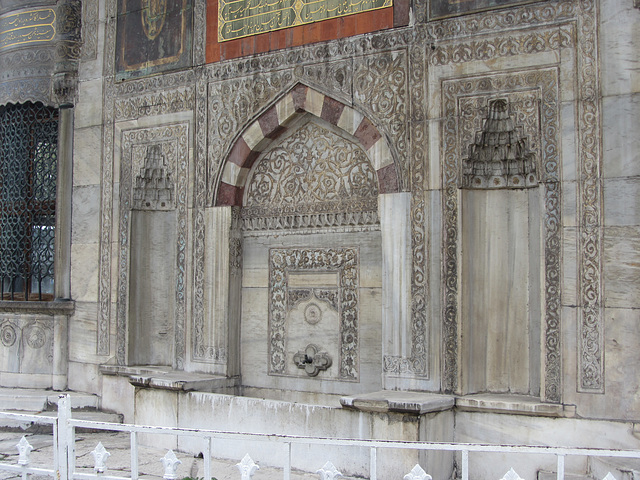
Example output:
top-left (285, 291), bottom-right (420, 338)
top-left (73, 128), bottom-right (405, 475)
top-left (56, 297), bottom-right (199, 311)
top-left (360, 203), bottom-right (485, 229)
top-left (87, 0), bottom-right (617, 415)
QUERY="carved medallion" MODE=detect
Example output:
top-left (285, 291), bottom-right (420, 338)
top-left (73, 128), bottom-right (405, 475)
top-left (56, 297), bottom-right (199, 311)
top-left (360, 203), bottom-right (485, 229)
top-left (304, 303), bottom-right (322, 325)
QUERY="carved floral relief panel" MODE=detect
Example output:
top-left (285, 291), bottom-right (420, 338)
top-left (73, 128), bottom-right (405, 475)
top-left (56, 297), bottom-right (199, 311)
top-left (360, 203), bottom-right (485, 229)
top-left (269, 247), bottom-right (360, 381)
top-left (243, 120), bottom-right (380, 233)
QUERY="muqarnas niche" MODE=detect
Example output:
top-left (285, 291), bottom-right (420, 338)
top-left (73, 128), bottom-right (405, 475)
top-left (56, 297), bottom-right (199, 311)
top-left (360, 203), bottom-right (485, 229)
top-left (459, 98), bottom-right (542, 397)
top-left (461, 99), bottom-right (538, 190)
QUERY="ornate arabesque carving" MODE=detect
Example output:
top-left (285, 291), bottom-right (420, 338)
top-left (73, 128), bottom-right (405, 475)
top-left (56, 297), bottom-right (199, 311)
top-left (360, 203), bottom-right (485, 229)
top-left (269, 248), bottom-right (359, 380)
top-left (576, 0), bottom-right (603, 393)
top-left (354, 51), bottom-right (408, 191)
top-left (52, 0), bottom-right (82, 106)
top-left (429, 25), bottom-right (574, 66)
top-left (0, 0), bottom-right (81, 106)
top-left (295, 62), bottom-right (352, 102)
top-left (441, 70), bottom-right (561, 400)
top-left (81, 0), bottom-right (99, 60)
top-left (243, 121), bottom-right (379, 231)
top-left (116, 124), bottom-right (189, 368)
top-left (383, 42), bottom-right (429, 377)
top-left (98, 0), bottom-right (602, 389)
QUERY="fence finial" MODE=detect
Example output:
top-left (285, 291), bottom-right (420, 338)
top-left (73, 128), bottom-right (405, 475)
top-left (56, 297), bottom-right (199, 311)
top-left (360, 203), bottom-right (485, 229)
top-left (316, 461), bottom-right (343, 480)
top-left (91, 442), bottom-right (111, 473)
top-left (404, 464), bottom-right (432, 480)
top-left (236, 454), bottom-right (260, 480)
top-left (16, 436), bottom-right (33, 466)
top-left (161, 450), bottom-right (182, 480)
top-left (501, 468), bottom-right (525, 480)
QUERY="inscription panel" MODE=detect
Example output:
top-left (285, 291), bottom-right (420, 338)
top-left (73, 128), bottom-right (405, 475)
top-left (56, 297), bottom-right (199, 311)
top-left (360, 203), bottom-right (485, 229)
top-left (0, 9), bottom-right (55, 50)
top-left (218, 0), bottom-right (392, 42)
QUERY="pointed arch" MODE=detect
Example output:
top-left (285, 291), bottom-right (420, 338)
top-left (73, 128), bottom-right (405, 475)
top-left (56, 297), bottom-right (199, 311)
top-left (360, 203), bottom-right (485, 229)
top-left (215, 83), bottom-right (400, 206)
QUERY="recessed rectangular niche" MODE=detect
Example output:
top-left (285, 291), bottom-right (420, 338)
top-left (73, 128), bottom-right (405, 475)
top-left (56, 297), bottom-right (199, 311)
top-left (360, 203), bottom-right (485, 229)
top-left (128, 210), bottom-right (176, 366)
top-left (268, 247), bottom-right (359, 381)
top-left (460, 189), bottom-right (541, 396)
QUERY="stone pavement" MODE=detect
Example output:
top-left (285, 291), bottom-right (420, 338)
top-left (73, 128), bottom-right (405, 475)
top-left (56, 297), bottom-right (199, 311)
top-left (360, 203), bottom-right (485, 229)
top-left (0, 430), bottom-right (323, 480)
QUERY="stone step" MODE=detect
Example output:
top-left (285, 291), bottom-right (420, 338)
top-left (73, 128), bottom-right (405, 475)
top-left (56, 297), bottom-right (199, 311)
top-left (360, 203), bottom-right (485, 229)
top-left (538, 470), bottom-right (593, 480)
top-left (0, 387), bottom-right (122, 433)
top-left (0, 388), bottom-right (99, 412)
top-left (0, 409), bottom-right (123, 433)
top-left (590, 456), bottom-right (640, 480)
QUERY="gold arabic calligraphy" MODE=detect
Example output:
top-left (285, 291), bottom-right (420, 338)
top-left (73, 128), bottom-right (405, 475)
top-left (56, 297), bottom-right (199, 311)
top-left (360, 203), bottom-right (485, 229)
top-left (0, 9), bottom-right (56, 50)
top-left (218, 0), bottom-right (392, 42)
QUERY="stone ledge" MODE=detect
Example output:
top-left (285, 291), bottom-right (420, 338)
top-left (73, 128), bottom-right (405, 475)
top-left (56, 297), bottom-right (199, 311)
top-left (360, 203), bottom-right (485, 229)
top-left (99, 365), bottom-right (240, 392)
top-left (340, 391), bottom-right (455, 414)
top-left (0, 299), bottom-right (75, 315)
top-left (456, 394), bottom-right (576, 418)
top-left (340, 391), bottom-right (576, 417)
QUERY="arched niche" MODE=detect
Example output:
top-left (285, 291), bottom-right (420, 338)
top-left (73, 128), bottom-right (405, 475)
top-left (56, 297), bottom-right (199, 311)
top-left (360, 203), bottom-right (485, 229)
top-left (199, 85), bottom-right (411, 397)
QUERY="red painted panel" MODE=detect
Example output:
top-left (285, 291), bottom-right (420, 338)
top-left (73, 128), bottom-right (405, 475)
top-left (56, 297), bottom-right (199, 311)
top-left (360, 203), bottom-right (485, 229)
top-left (206, 0), bottom-right (408, 64)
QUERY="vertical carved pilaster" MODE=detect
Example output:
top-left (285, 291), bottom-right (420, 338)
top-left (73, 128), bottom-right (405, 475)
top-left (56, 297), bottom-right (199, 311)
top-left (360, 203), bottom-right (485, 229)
top-left (576, 0), bottom-right (604, 393)
top-left (52, 0), bottom-right (82, 106)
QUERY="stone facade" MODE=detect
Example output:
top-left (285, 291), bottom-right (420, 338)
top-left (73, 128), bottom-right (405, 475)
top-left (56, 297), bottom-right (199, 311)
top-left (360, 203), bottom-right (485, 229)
top-left (0, 0), bottom-right (639, 478)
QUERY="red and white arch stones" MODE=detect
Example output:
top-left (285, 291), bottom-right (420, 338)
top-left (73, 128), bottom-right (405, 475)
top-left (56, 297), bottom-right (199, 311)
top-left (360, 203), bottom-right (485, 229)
top-left (216, 84), bottom-right (399, 206)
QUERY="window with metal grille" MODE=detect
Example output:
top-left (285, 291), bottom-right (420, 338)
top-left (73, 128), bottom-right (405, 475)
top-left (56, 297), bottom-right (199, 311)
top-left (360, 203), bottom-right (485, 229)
top-left (0, 102), bottom-right (58, 301)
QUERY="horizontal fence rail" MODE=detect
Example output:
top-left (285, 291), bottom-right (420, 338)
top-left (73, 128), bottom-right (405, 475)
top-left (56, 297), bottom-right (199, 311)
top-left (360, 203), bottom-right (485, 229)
top-left (0, 395), bottom-right (639, 480)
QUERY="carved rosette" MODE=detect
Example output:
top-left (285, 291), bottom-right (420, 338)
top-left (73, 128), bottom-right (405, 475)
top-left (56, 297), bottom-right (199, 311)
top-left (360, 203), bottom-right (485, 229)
top-left (0, 318), bottom-right (54, 368)
top-left (269, 248), bottom-right (359, 381)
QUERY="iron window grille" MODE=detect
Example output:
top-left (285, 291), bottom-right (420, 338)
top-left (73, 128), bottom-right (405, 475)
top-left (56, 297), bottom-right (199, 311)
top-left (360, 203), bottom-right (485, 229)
top-left (0, 102), bottom-right (58, 301)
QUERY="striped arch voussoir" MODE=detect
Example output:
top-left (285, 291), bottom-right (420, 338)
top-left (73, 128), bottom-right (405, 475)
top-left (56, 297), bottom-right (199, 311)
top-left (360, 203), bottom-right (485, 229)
top-left (216, 84), bottom-right (398, 206)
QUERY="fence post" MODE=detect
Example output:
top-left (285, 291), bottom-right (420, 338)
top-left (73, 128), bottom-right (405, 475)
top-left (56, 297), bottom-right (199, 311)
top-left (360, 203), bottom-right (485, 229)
top-left (370, 447), bottom-right (377, 480)
top-left (557, 454), bottom-right (565, 480)
top-left (57, 394), bottom-right (72, 480)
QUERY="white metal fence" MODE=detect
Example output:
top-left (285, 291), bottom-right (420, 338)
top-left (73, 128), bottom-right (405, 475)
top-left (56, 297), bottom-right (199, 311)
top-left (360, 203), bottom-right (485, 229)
top-left (0, 395), bottom-right (639, 480)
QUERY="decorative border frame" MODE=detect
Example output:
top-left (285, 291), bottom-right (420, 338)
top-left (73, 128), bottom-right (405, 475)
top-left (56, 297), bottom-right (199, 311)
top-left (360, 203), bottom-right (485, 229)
top-left (268, 247), bottom-right (360, 381)
top-left (115, 123), bottom-right (189, 368)
top-left (441, 68), bottom-right (561, 401)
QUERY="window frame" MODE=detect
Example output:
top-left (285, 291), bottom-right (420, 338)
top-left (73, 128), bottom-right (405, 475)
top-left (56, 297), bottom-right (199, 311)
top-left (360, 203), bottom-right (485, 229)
top-left (0, 102), bottom-right (59, 301)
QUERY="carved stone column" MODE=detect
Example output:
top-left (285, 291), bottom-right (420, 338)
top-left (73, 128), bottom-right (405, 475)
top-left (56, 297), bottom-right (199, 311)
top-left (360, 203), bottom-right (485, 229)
top-left (195, 206), bottom-right (242, 376)
top-left (52, 0), bottom-right (81, 106)
top-left (380, 192), bottom-right (415, 388)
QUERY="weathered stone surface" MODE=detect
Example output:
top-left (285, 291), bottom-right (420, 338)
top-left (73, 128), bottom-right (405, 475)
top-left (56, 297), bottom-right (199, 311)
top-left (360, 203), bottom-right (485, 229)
top-left (0, 0), bottom-right (638, 478)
